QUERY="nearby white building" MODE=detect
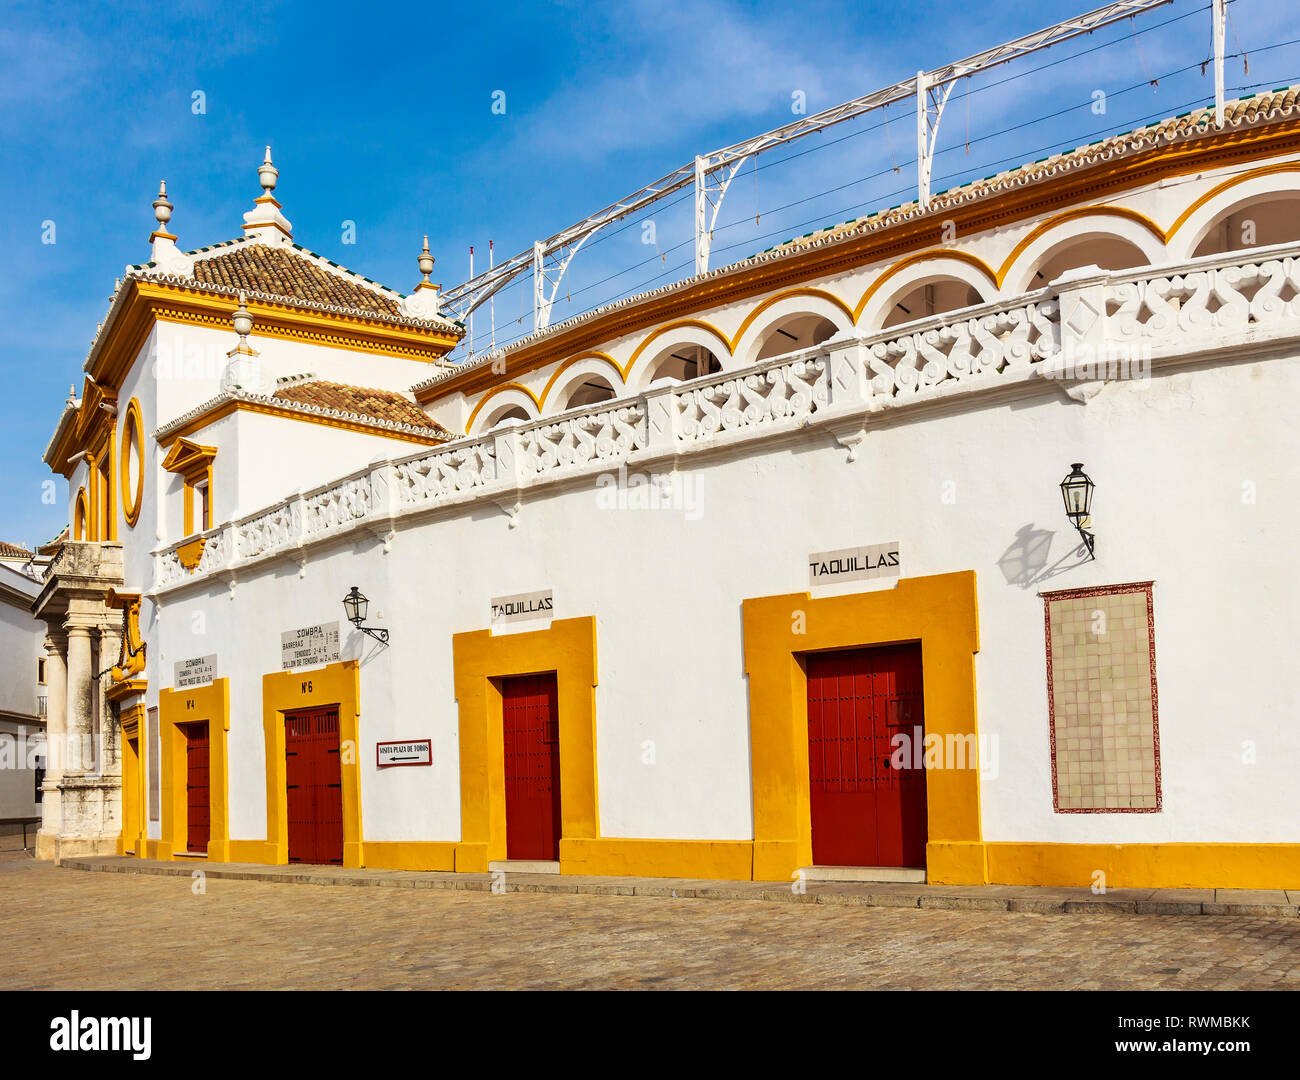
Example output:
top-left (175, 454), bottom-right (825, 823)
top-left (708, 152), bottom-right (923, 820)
top-left (0, 551), bottom-right (46, 839)
top-left (36, 87), bottom-right (1300, 889)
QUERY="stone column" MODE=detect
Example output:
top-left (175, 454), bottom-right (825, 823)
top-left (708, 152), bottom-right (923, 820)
top-left (41, 634), bottom-right (67, 781)
top-left (35, 635), bottom-right (68, 860)
top-left (64, 622), bottom-right (94, 776)
top-left (98, 621), bottom-right (122, 774)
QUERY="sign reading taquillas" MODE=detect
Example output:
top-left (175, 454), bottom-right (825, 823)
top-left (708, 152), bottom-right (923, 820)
top-left (809, 542), bottom-right (901, 586)
top-left (490, 589), bottom-right (554, 626)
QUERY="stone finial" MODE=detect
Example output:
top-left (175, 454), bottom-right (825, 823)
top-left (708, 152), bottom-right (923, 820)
top-left (242, 145), bottom-right (293, 243)
top-left (152, 181), bottom-right (173, 229)
top-left (149, 180), bottom-right (194, 274)
top-left (418, 236), bottom-right (435, 285)
top-left (401, 235), bottom-right (442, 319)
top-left (223, 290), bottom-right (266, 392)
top-left (258, 146), bottom-right (279, 195)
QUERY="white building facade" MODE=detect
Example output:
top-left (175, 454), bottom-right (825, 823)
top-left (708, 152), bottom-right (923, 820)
top-left (37, 90), bottom-right (1300, 888)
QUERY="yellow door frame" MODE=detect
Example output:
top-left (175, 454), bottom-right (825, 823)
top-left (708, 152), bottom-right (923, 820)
top-left (118, 703), bottom-right (146, 856)
top-left (742, 571), bottom-right (983, 884)
top-left (158, 678), bottom-right (231, 861)
top-left (451, 617), bottom-right (598, 872)
top-left (261, 660), bottom-right (363, 867)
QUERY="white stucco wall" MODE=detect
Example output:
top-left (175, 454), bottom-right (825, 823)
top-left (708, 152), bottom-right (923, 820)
top-left (146, 350), bottom-right (1300, 848)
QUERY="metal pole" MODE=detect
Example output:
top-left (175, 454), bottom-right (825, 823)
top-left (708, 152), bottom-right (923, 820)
top-left (693, 155), bottom-right (709, 276)
top-left (1213, 0), bottom-right (1227, 127)
top-left (916, 70), bottom-right (929, 209)
top-left (468, 246), bottom-right (474, 354)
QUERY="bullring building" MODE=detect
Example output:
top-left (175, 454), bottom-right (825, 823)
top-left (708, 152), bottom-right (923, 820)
top-left (32, 86), bottom-right (1300, 891)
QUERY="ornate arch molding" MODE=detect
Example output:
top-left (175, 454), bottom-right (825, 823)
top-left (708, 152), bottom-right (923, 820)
top-left (465, 382), bottom-right (543, 434)
top-left (854, 250), bottom-right (999, 331)
top-left (730, 289), bottom-right (856, 368)
top-left (538, 353), bottom-right (627, 411)
top-left (1164, 162), bottom-right (1300, 260)
top-left (624, 323), bottom-right (734, 390)
top-left (997, 207), bottom-right (1167, 295)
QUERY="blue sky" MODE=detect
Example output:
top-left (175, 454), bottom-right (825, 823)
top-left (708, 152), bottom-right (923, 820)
top-left (2, 0), bottom-right (1297, 548)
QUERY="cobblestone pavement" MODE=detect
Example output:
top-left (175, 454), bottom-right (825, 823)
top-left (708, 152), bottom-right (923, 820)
top-left (3, 860), bottom-right (1299, 990)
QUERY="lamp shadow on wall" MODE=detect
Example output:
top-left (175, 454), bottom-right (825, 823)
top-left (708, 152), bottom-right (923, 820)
top-left (997, 524), bottom-right (1092, 589)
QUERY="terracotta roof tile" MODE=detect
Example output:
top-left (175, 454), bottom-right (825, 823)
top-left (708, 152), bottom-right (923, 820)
top-left (0, 541), bottom-right (33, 559)
top-left (192, 245), bottom-right (401, 315)
top-left (271, 379), bottom-right (452, 438)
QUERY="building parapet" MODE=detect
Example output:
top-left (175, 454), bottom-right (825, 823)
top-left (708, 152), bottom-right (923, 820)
top-left (150, 241), bottom-right (1300, 595)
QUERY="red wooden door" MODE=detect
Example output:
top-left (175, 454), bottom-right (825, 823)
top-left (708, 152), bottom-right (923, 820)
top-left (806, 644), bottom-right (927, 867)
top-left (501, 673), bottom-right (561, 860)
top-left (285, 706), bottom-right (344, 865)
top-left (184, 722), bottom-right (210, 854)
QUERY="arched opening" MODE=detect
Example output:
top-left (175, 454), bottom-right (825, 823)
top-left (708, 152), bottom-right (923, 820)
top-left (753, 313), bottom-right (839, 362)
top-left (1025, 235), bottom-right (1148, 288)
top-left (488, 405), bottom-right (531, 428)
top-left (73, 489), bottom-right (88, 541)
top-left (645, 343), bottom-right (722, 383)
top-left (1192, 193), bottom-right (1300, 257)
top-left (881, 279), bottom-right (982, 329)
top-left (564, 375), bottom-right (617, 410)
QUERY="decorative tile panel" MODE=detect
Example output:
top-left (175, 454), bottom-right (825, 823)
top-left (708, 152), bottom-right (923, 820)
top-left (1042, 582), bottom-right (1161, 813)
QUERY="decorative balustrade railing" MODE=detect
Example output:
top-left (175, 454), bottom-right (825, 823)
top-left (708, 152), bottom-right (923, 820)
top-left (150, 243), bottom-right (1300, 593)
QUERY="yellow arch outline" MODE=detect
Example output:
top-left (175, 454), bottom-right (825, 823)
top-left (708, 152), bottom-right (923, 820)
top-left (537, 351), bottom-right (625, 411)
top-left (464, 382), bottom-right (543, 434)
top-left (1165, 161), bottom-right (1300, 242)
top-left (852, 249), bottom-right (1000, 322)
top-left (119, 397), bottom-right (144, 529)
top-left (623, 318), bottom-right (734, 380)
top-left (996, 206), bottom-right (1166, 288)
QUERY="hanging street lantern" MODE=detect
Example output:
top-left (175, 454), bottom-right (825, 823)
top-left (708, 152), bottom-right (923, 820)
top-left (342, 585), bottom-right (389, 644)
top-left (1060, 463), bottom-right (1096, 559)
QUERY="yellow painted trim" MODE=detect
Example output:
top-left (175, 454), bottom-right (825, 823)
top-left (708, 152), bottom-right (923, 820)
top-left (560, 838), bottom-right (754, 880)
top-left (105, 678), bottom-right (147, 703)
top-left (73, 488), bottom-right (88, 541)
top-left (851, 249), bottom-right (999, 322)
top-left (119, 397), bottom-right (144, 528)
top-left (154, 398), bottom-right (448, 450)
top-left (741, 571), bottom-right (982, 883)
top-left (994, 206), bottom-right (1166, 287)
top-left (1165, 160), bottom-right (1300, 240)
top-left (119, 703), bottom-right (146, 857)
top-left (621, 318), bottom-right (733, 385)
top-left (261, 660), bottom-right (363, 867)
top-left (984, 842), bottom-right (1300, 890)
top-left (536, 352), bottom-right (625, 410)
top-left (729, 287), bottom-right (855, 351)
top-left (137, 281), bottom-right (461, 362)
top-left (158, 678), bottom-right (231, 862)
top-left (364, 842), bottom-right (458, 871)
top-left (175, 536), bottom-right (206, 571)
top-left (464, 382), bottom-right (544, 434)
top-left (451, 617), bottom-right (598, 872)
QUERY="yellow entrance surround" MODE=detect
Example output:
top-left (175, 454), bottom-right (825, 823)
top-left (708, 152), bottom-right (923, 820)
top-left (117, 702), bottom-right (147, 857)
top-left (451, 617), bottom-right (599, 872)
top-left (742, 571), bottom-right (984, 884)
top-left (451, 616), bottom-right (753, 879)
top-left (157, 678), bottom-right (231, 862)
top-left (261, 660), bottom-right (363, 868)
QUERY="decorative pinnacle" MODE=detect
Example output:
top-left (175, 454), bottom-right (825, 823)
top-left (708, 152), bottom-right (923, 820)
top-left (152, 181), bottom-right (173, 227)
top-left (258, 146), bottom-right (278, 195)
top-left (232, 291), bottom-right (253, 346)
top-left (418, 235), bottom-right (435, 283)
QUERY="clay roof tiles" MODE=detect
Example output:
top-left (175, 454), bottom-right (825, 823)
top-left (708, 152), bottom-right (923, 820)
top-left (192, 244), bottom-right (401, 316)
top-left (270, 379), bottom-right (453, 439)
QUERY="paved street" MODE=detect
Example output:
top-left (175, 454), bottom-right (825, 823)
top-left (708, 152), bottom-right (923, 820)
top-left (2, 857), bottom-right (1298, 990)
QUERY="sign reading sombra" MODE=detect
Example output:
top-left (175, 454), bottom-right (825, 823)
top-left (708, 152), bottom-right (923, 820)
top-left (490, 589), bottom-right (553, 626)
top-left (175, 654), bottom-right (217, 689)
top-left (809, 542), bottom-right (901, 586)
top-left (280, 621), bottom-right (341, 670)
